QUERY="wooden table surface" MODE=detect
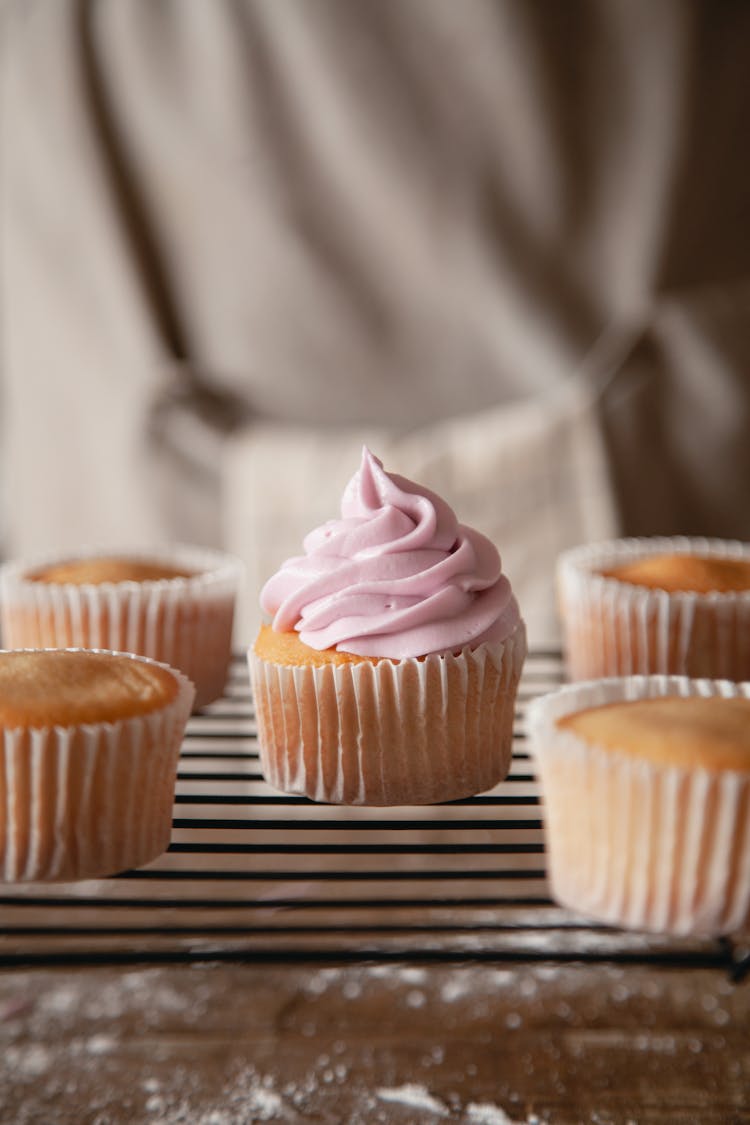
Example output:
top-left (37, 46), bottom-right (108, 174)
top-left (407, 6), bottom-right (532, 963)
top-left (1, 959), bottom-right (749, 1124)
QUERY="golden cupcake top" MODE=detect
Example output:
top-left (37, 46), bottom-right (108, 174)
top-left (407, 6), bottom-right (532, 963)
top-left (254, 623), bottom-right (377, 668)
top-left (26, 556), bottom-right (196, 586)
top-left (557, 695), bottom-right (750, 771)
top-left (599, 553), bottom-right (750, 594)
top-left (0, 650), bottom-right (181, 728)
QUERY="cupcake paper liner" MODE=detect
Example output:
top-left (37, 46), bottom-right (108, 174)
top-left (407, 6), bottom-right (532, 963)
top-left (0, 650), bottom-right (194, 882)
top-left (527, 675), bottom-right (750, 937)
top-left (557, 536), bottom-right (750, 681)
top-left (249, 623), bottom-right (527, 806)
top-left (0, 545), bottom-right (244, 708)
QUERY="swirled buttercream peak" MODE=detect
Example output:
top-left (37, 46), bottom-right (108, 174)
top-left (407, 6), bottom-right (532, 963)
top-left (260, 447), bottom-right (521, 659)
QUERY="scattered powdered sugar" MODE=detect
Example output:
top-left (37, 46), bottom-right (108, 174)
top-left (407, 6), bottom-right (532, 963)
top-left (394, 967), bottom-right (428, 986)
top-left (440, 976), bottom-right (475, 1004)
top-left (39, 984), bottom-right (79, 1015)
top-left (373, 1093), bottom-right (532, 1125)
top-left (86, 1034), bottom-right (118, 1056)
top-left (465, 1103), bottom-right (525, 1125)
top-left (221, 1086), bottom-right (285, 1122)
top-left (194, 1070), bottom-right (295, 1124)
top-left (377, 1083), bottom-right (450, 1116)
top-left (3, 1044), bottom-right (53, 1078)
top-left (139, 1068), bottom-right (296, 1124)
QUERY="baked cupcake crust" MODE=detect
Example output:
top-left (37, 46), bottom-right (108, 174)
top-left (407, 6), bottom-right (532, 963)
top-left (600, 553), bottom-right (750, 594)
top-left (254, 623), bottom-right (376, 668)
top-left (0, 650), bottom-right (180, 728)
top-left (27, 557), bottom-right (196, 585)
top-left (557, 695), bottom-right (750, 771)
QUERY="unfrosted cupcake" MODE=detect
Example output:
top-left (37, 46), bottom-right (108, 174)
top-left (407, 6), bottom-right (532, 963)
top-left (557, 537), bottom-right (750, 681)
top-left (0, 648), bottom-right (194, 881)
top-left (528, 676), bottom-right (750, 936)
top-left (249, 448), bottom-right (526, 805)
top-left (0, 546), bottom-right (243, 708)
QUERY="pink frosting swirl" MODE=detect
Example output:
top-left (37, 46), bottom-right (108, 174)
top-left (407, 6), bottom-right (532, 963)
top-left (260, 447), bottom-right (522, 659)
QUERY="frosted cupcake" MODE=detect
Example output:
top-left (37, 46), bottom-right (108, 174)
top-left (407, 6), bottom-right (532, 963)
top-left (557, 537), bottom-right (750, 681)
top-left (0, 649), bottom-right (194, 882)
top-left (249, 448), bottom-right (526, 805)
top-left (528, 676), bottom-right (750, 936)
top-left (0, 546), bottom-right (243, 708)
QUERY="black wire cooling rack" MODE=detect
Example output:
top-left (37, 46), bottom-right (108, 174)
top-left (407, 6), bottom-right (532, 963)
top-left (0, 650), bottom-right (747, 974)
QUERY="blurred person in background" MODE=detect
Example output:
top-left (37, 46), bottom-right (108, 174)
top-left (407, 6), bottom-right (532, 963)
top-left (2, 0), bottom-right (749, 643)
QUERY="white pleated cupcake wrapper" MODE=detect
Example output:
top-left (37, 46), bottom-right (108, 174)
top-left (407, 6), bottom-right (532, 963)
top-left (557, 536), bottom-right (750, 680)
top-left (0, 653), bottom-right (194, 882)
top-left (0, 545), bottom-right (244, 708)
top-left (249, 624), bottom-right (527, 806)
top-left (527, 675), bottom-right (750, 936)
